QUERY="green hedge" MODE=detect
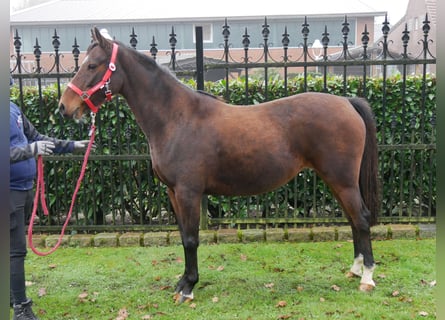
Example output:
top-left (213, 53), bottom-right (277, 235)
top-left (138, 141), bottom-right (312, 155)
top-left (10, 74), bottom-right (436, 226)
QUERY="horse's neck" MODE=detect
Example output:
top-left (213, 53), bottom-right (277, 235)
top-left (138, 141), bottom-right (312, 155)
top-left (120, 57), bottom-right (194, 140)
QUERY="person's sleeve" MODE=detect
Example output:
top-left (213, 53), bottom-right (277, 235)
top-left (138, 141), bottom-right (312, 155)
top-left (23, 113), bottom-right (75, 154)
top-left (10, 145), bottom-right (34, 163)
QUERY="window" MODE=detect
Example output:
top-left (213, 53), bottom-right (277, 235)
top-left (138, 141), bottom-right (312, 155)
top-left (407, 18), bottom-right (413, 31)
top-left (414, 17), bottom-right (419, 30)
top-left (193, 24), bottom-right (213, 43)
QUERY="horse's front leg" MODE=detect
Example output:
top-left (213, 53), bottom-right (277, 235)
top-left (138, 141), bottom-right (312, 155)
top-left (167, 188), bottom-right (201, 303)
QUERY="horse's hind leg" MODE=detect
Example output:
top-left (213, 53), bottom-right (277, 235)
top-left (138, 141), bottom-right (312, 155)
top-left (336, 187), bottom-right (376, 291)
top-left (167, 187), bottom-right (201, 303)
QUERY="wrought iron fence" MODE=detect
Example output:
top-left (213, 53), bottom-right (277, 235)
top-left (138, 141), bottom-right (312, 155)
top-left (10, 15), bottom-right (436, 232)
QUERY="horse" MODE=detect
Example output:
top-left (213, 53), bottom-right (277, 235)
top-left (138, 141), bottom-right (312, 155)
top-left (59, 27), bottom-right (379, 303)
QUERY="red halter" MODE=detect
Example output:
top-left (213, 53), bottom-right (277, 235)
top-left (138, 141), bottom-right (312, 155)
top-left (67, 43), bottom-right (119, 113)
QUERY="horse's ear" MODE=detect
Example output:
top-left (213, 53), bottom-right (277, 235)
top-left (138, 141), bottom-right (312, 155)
top-left (91, 26), bottom-right (112, 50)
top-left (91, 27), bottom-right (101, 42)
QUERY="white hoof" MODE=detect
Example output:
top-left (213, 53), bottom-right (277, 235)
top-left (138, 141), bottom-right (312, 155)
top-left (174, 291), bottom-right (194, 304)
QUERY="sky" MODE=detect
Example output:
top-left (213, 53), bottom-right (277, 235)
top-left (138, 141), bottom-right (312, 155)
top-left (10, 0), bottom-right (410, 23)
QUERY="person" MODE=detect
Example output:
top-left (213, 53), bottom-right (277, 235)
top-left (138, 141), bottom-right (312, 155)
top-left (10, 76), bottom-right (91, 320)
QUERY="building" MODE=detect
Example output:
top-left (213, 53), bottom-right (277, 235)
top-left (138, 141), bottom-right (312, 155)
top-left (382, 0), bottom-right (436, 74)
top-left (10, 0), bottom-right (387, 79)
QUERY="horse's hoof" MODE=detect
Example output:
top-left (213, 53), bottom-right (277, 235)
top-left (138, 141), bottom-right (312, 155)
top-left (359, 283), bottom-right (375, 292)
top-left (173, 291), bottom-right (194, 304)
top-left (346, 271), bottom-right (361, 278)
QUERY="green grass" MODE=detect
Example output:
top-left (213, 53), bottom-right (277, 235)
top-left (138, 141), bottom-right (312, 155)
top-left (20, 239), bottom-right (435, 319)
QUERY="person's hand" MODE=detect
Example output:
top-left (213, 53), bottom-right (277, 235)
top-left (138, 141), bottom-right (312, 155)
top-left (30, 141), bottom-right (55, 156)
top-left (74, 140), bottom-right (95, 153)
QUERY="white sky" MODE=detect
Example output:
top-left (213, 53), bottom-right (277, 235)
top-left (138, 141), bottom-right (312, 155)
top-left (10, 0), bottom-right (410, 23)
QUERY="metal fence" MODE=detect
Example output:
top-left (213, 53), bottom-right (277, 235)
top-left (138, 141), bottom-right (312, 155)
top-left (10, 15), bottom-right (436, 232)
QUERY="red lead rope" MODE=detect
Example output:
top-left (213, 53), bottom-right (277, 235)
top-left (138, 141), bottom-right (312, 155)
top-left (28, 124), bottom-right (96, 256)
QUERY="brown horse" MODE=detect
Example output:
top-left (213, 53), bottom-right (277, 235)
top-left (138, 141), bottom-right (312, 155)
top-left (59, 27), bottom-right (379, 302)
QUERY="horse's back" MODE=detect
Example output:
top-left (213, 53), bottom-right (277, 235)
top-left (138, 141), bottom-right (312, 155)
top-left (254, 92), bottom-right (367, 150)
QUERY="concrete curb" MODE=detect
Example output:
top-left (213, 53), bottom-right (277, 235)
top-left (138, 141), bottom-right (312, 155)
top-left (27, 224), bottom-right (435, 249)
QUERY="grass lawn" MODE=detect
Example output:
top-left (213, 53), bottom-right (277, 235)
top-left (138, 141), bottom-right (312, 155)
top-left (19, 239), bottom-right (435, 320)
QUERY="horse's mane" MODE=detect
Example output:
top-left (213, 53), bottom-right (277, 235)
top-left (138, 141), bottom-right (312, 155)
top-left (120, 42), bottom-right (226, 101)
top-left (90, 40), bottom-right (225, 101)
top-left (196, 90), bottom-right (224, 101)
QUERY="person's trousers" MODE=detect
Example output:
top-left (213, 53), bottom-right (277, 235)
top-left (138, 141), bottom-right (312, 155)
top-left (10, 189), bottom-right (33, 305)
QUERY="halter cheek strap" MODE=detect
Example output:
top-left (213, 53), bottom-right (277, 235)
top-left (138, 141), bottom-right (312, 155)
top-left (68, 43), bottom-right (119, 113)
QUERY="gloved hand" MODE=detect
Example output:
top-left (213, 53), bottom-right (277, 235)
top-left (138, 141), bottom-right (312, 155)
top-left (74, 140), bottom-right (95, 153)
top-left (29, 141), bottom-right (55, 156)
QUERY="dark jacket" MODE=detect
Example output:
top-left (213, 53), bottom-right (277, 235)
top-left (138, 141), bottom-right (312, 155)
top-left (10, 101), bottom-right (74, 190)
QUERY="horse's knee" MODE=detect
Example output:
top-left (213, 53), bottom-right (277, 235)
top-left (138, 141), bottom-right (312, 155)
top-left (182, 234), bottom-right (199, 249)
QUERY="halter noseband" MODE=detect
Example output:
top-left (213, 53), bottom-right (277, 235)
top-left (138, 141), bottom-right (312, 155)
top-left (67, 43), bottom-right (119, 113)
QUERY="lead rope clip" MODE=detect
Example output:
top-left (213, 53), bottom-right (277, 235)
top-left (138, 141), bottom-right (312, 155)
top-left (89, 112), bottom-right (96, 136)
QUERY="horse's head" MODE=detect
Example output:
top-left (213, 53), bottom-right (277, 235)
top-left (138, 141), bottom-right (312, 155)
top-left (59, 27), bottom-right (122, 122)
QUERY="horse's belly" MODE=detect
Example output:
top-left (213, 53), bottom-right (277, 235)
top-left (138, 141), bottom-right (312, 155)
top-left (205, 156), bottom-right (302, 196)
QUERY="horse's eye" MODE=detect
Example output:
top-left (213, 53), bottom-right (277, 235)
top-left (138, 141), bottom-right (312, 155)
top-left (88, 64), bottom-right (97, 70)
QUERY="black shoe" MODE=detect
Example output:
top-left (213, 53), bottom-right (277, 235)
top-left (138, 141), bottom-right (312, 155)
top-left (13, 299), bottom-right (39, 320)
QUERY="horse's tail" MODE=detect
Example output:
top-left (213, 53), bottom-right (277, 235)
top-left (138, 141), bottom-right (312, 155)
top-left (348, 97), bottom-right (379, 226)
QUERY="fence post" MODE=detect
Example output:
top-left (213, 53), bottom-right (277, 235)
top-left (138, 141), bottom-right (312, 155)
top-left (195, 26), bottom-right (209, 230)
top-left (195, 26), bottom-right (204, 90)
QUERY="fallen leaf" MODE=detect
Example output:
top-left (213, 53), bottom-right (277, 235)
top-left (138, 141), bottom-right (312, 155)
top-left (212, 296), bottom-right (219, 303)
top-left (320, 297), bottom-right (325, 302)
top-left (189, 303), bottom-right (197, 309)
top-left (217, 265), bottom-right (225, 271)
top-left (297, 286), bottom-right (304, 292)
top-left (159, 285), bottom-right (172, 291)
top-left (115, 308), bottom-right (129, 320)
top-left (430, 280), bottom-right (437, 287)
top-left (419, 311), bottom-right (429, 317)
top-left (278, 315), bottom-right (292, 319)
top-left (378, 274), bottom-right (386, 279)
top-left (265, 283), bottom-right (275, 289)
top-left (391, 290), bottom-right (400, 297)
top-left (25, 281), bottom-right (34, 287)
top-left (48, 264), bottom-right (57, 269)
top-left (141, 315), bottom-right (152, 319)
top-left (276, 300), bottom-right (287, 308)
top-left (331, 284), bottom-right (341, 292)
top-left (240, 254), bottom-right (247, 261)
top-left (397, 295), bottom-right (412, 303)
top-left (38, 288), bottom-right (47, 297)
top-left (78, 292), bottom-right (88, 299)
top-left (118, 308), bottom-right (128, 315)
